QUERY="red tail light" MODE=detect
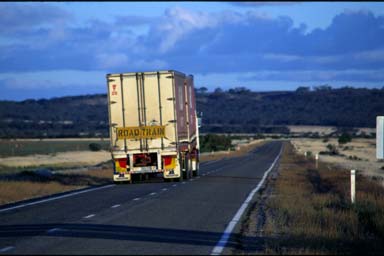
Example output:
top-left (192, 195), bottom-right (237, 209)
top-left (117, 158), bottom-right (127, 168)
top-left (163, 156), bottom-right (172, 166)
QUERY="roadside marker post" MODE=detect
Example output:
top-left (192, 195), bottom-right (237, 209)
top-left (315, 153), bottom-right (319, 169)
top-left (377, 116), bottom-right (384, 159)
top-left (351, 170), bottom-right (356, 204)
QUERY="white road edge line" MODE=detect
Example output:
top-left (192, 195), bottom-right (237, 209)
top-left (0, 246), bottom-right (14, 253)
top-left (0, 184), bottom-right (116, 213)
top-left (83, 214), bottom-right (95, 219)
top-left (210, 145), bottom-right (283, 256)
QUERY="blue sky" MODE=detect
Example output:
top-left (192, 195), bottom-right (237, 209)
top-left (1, 1), bottom-right (384, 100)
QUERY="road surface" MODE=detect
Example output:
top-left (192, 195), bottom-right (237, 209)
top-left (0, 141), bottom-right (283, 255)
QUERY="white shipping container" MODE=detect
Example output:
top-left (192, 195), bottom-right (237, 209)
top-left (106, 70), bottom-right (199, 182)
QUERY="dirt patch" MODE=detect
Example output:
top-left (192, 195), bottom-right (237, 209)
top-left (200, 139), bottom-right (267, 162)
top-left (291, 138), bottom-right (384, 181)
top-left (0, 150), bottom-right (110, 168)
top-left (287, 125), bottom-right (375, 136)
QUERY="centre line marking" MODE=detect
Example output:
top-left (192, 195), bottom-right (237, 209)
top-left (162, 188), bottom-right (168, 191)
top-left (149, 192), bottom-right (157, 196)
top-left (211, 145), bottom-right (283, 255)
top-left (172, 184), bottom-right (177, 187)
top-left (111, 204), bottom-right (121, 208)
top-left (83, 214), bottom-right (95, 219)
top-left (133, 198), bottom-right (141, 201)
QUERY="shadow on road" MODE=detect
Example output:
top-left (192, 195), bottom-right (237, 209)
top-left (0, 223), bottom-right (263, 250)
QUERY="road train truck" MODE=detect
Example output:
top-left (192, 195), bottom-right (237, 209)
top-left (106, 70), bottom-right (200, 182)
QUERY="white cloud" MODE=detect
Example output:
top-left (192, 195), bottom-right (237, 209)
top-left (353, 48), bottom-right (384, 61)
top-left (96, 53), bottom-right (129, 69)
top-left (263, 53), bottom-right (302, 62)
top-left (150, 7), bottom-right (221, 53)
top-left (241, 69), bottom-right (384, 82)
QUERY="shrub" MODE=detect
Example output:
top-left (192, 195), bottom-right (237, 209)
top-left (338, 133), bottom-right (352, 144)
top-left (348, 155), bottom-right (362, 161)
top-left (89, 143), bottom-right (102, 152)
top-left (200, 134), bottom-right (232, 152)
top-left (326, 144), bottom-right (339, 155)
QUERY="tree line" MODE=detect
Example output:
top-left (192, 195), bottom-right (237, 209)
top-left (0, 86), bottom-right (382, 138)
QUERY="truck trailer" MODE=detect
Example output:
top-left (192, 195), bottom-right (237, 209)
top-left (106, 70), bottom-right (200, 183)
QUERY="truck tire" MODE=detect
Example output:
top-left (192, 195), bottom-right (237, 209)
top-left (193, 162), bottom-right (199, 177)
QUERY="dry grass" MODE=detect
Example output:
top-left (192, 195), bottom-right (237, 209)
top-left (0, 181), bottom-right (83, 205)
top-left (0, 150), bottom-right (111, 168)
top-left (0, 139), bottom-right (110, 157)
top-left (291, 138), bottom-right (383, 181)
top-left (234, 141), bottom-right (384, 255)
top-left (287, 125), bottom-right (375, 136)
top-left (0, 168), bottom-right (113, 206)
top-left (200, 139), bottom-right (267, 162)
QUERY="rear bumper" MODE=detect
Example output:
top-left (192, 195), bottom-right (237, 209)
top-left (113, 173), bottom-right (131, 182)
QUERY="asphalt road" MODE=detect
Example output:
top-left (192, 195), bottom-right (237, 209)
top-left (0, 141), bottom-right (283, 255)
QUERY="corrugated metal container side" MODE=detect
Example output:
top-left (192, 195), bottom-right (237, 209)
top-left (106, 70), bottom-right (199, 182)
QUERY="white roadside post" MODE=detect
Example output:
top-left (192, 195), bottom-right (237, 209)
top-left (351, 170), bottom-right (356, 204)
top-left (377, 116), bottom-right (384, 159)
top-left (315, 153), bottom-right (319, 169)
top-left (375, 116), bottom-right (384, 204)
top-left (304, 151), bottom-right (307, 158)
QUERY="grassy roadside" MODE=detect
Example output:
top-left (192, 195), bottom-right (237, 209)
top-left (200, 139), bottom-right (267, 162)
top-left (233, 141), bottom-right (384, 254)
top-left (0, 167), bottom-right (112, 206)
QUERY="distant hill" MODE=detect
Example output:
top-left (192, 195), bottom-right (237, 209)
top-left (0, 87), bottom-right (383, 138)
top-left (196, 86), bottom-right (383, 134)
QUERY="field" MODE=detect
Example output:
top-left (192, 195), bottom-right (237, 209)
top-left (287, 125), bottom-right (375, 136)
top-left (0, 139), bottom-right (109, 157)
top-left (0, 139), bottom-right (113, 205)
top-left (291, 138), bottom-right (383, 181)
top-left (0, 139), bottom-right (111, 176)
top-left (200, 138), bottom-right (267, 162)
top-left (233, 142), bottom-right (384, 254)
top-left (0, 168), bottom-right (112, 205)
